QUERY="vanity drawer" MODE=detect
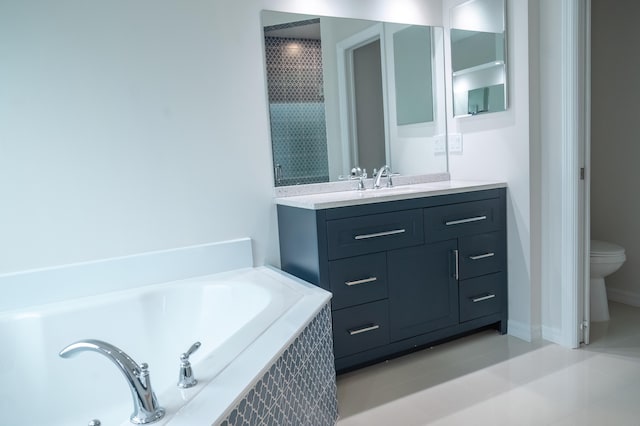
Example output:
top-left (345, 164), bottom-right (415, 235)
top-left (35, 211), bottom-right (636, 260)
top-left (332, 300), bottom-right (390, 359)
top-left (424, 198), bottom-right (502, 242)
top-left (326, 209), bottom-right (423, 260)
top-left (329, 252), bottom-right (388, 310)
top-left (458, 231), bottom-right (504, 280)
top-left (459, 272), bottom-right (504, 322)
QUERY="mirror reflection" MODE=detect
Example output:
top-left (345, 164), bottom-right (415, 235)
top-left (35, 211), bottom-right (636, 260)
top-left (262, 11), bottom-right (448, 187)
top-left (450, 0), bottom-right (507, 116)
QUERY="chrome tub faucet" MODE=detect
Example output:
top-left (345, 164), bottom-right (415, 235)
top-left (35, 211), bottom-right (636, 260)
top-left (59, 339), bottom-right (165, 425)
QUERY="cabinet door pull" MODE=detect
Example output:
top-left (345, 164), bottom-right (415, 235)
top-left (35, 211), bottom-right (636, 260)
top-left (354, 229), bottom-right (406, 240)
top-left (348, 324), bottom-right (380, 336)
top-left (445, 215), bottom-right (487, 226)
top-left (469, 252), bottom-right (495, 260)
top-left (472, 294), bottom-right (496, 303)
top-left (345, 277), bottom-right (378, 286)
top-left (453, 249), bottom-right (459, 280)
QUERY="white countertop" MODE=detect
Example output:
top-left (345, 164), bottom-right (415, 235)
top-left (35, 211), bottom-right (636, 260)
top-left (274, 180), bottom-right (507, 210)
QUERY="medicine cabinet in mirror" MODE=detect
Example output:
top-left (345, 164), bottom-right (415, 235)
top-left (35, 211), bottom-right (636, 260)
top-left (450, 0), bottom-right (507, 117)
top-left (262, 11), bottom-right (448, 187)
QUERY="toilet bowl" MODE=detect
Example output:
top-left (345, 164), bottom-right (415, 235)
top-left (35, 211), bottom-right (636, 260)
top-left (590, 240), bottom-right (626, 322)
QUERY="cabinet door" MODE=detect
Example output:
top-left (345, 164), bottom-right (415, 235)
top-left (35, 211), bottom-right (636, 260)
top-left (388, 240), bottom-right (458, 341)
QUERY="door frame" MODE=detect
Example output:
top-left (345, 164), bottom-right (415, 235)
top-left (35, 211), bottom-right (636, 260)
top-left (560, 0), bottom-right (591, 348)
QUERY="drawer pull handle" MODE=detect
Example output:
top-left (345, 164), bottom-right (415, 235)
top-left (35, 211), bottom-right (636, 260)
top-left (348, 324), bottom-right (380, 336)
top-left (453, 249), bottom-right (459, 280)
top-left (354, 229), bottom-right (406, 240)
top-left (472, 294), bottom-right (496, 303)
top-left (469, 252), bottom-right (495, 260)
top-left (445, 215), bottom-right (487, 226)
top-left (345, 277), bottom-right (378, 286)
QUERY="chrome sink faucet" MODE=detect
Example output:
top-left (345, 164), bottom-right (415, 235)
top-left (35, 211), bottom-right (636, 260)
top-left (350, 167), bottom-right (367, 190)
top-left (373, 164), bottom-right (393, 189)
top-left (59, 339), bottom-right (165, 425)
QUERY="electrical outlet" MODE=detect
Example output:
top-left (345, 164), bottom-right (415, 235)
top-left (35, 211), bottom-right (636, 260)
top-left (448, 133), bottom-right (463, 154)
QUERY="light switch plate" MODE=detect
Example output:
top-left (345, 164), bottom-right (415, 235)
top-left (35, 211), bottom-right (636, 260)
top-left (448, 133), bottom-right (463, 154)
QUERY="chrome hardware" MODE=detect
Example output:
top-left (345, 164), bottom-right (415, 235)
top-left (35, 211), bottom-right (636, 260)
top-left (348, 324), bottom-right (380, 335)
top-left (59, 339), bottom-right (165, 425)
top-left (350, 167), bottom-right (367, 191)
top-left (354, 229), bottom-right (406, 240)
top-left (472, 294), bottom-right (496, 303)
top-left (373, 164), bottom-right (392, 189)
top-left (445, 215), bottom-right (487, 226)
top-left (274, 164), bottom-right (282, 185)
top-left (345, 277), bottom-right (378, 286)
top-left (177, 341), bottom-right (201, 389)
top-left (88, 420), bottom-right (101, 426)
top-left (387, 172), bottom-right (399, 187)
top-left (469, 252), bottom-right (495, 260)
top-left (453, 249), bottom-right (459, 280)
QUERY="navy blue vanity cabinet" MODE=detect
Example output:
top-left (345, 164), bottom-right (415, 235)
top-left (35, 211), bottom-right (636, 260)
top-left (277, 187), bottom-right (507, 373)
top-left (423, 196), bottom-right (507, 333)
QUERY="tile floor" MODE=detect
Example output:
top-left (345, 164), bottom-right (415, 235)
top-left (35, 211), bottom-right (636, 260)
top-left (336, 302), bottom-right (640, 425)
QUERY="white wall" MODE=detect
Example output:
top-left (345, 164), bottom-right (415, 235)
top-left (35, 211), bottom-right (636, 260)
top-left (444, 0), bottom-right (535, 340)
top-left (2, 0), bottom-right (543, 343)
top-left (528, 0), bottom-right (542, 343)
top-left (0, 0), bottom-right (274, 273)
top-left (536, 0), bottom-right (564, 342)
top-left (0, 0), bottom-right (442, 277)
top-left (591, 0), bottom-right (640, 305)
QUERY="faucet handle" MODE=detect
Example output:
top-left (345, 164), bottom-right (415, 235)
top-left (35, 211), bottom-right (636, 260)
top-left (350, 167), bottom-right (367, 191)
top-left (387, 172), bottom-right (400, 188)
top-left (181, 341), bottom-right (201, 361)
top-left (177, 341), bottom-right (201, 388)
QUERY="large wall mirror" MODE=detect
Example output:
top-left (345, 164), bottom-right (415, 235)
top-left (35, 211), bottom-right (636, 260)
top-left (450, 0), bottom-right (507, 117)
top-left (262, 11), bottom-right (448, 187)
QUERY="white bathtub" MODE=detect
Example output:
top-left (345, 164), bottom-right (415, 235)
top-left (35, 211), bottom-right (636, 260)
top-left (0, 265), bottom-right (330, 425)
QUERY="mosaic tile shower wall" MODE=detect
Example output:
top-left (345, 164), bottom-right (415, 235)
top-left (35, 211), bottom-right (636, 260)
top-left (264, 26), bottom-right (330, 186)
top-left (218, 304), bottom-right (338, 426)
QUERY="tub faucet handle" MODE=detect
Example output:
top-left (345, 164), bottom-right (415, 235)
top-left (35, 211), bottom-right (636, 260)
top-left (183, 341), bottom-right (201, 359)
top-left (177, 341), bottom-right (201, 388)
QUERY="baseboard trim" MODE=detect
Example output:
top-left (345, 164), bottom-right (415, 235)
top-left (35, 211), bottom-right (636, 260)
top-left (607, 287), bottom-right (640, 307)
top-left (541, 325), bottom-right (563, 344)
top-left (508, 320), bottom-right (532, 342)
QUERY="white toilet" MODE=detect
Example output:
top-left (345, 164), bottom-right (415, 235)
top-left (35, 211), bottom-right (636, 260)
top-left (590, 240), bottom-right (626, 322)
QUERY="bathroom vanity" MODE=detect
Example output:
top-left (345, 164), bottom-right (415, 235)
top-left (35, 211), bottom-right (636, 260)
top-left (276, 182), bottom-right (508, 373)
